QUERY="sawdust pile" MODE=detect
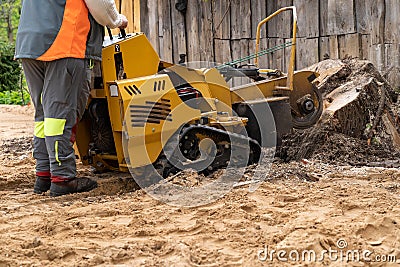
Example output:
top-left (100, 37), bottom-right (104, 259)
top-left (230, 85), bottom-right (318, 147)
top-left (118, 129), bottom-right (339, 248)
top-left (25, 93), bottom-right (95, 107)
top-left (278, 59), bottom-right (400, 166)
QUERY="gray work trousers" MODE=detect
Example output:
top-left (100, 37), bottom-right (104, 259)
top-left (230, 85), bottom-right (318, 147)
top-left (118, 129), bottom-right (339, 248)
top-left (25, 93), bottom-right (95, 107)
top-left (22, 58), bottom-right (91, 179)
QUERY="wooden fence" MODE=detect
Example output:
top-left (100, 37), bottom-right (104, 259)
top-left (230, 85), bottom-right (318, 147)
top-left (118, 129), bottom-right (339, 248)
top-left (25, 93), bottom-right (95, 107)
top-left (114, 0), bottom-right (400, 87)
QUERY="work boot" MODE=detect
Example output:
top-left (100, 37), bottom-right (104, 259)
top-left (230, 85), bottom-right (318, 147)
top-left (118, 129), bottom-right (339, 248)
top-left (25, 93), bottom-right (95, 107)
top-left (49, 177), bottom-right (98, 197)
top-left (33, 176), bottom-right (51, 194)
top-left (33, 171), bottom-right (52, 194)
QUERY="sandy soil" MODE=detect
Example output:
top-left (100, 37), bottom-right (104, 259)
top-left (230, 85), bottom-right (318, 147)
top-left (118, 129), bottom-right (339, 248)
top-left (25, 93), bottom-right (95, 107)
top-left (1, 103), bottom-right (400, 267)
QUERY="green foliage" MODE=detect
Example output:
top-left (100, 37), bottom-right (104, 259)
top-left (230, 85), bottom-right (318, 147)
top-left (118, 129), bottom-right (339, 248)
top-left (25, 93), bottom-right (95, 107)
top-left (0, 0), bottom-right (21, 42)
top-left (0, 88), bottom-right (29, 105)
top-left (0, 1), bottom-right (27, 105)
top-left (0, 41), bottom-right (21, 92)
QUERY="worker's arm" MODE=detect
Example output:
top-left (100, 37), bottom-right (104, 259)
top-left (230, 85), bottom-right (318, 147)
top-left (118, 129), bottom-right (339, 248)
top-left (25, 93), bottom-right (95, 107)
top-left (84, 0), bottom-right (128, 29)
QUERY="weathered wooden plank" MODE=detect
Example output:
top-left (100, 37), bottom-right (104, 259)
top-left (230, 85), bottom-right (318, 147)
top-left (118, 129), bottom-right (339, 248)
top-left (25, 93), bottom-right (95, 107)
top-left (248, 38), bottom-right (255, 59)
top-left (231, 39), bottom-right (250, 65)
top-left (266, 0), bottom-right (293, 38)
top-left (138, 0), bottom-right (149, 35)
top-left (296, 37), bottom-right (319, 69)
top-left (199, 0), bottom-right (214, 62)
top-left (369, 44), bottom-right (385, 72)
top-left (338, 33), bottom-right (361, 59)
top-left (384, 44), bottom-right (400, 87)
top-left (319, 0), bottom-right (328, 36)
top-left (360, 34), bottom-right (371, 60)
top-left (329, 35), bottom-right (339, 59)
top-left (319, 37), bottom-right (329, 61)
top-left (384, 0), bottom-right (400, 44)
top-left (267, 38), bottom-right (286, 71)
top-left (318, 36), bottom-right (340, 60)
top-left (212, 0), bottom-right (231, 39)
top-left (293, 0), bottom-right (319, 38)
top-left (214, 39), bottom-right (231, 64)
top-left (260, 38), bottom-right (270, 68)
top-left (250, 0), bottom-right (267, 39)
top-left (230, 39), bottom-right (251, 86)
top-left (249, 38), bottom-right (269, 67)
top-left (157, 1), bottom-right (163, 38)
top-left (248, 39), bottom-right (256, 65)
top-left (121, 0), bottom-right (134, 33)
top-left (231, 0), bottom-right (251, 39)
top-left (147, 0), bottom-right (160, 54)
top-left (370, 0), bottom-right (385, 45)
top-left (157, 0), bottom-right (173, 62)
top-left (138, 0), bottom-right (159, 53)
top-left (355, 0), bottom-right (385, 44)
top-left (355, 0), bottom-right (368, 34)
top-left (284, 38), bottom-right (294, 71)
top-left (239, 39), bottom-right (252, 85)
top-left (326, 0), bottom-right (356, 35)
top-left (231, 39), bottom-right (242, 65)
top-left (171, 0), bottom-right (187, 64)
top-left (384, 44), bottom-right (400, 69)
top-left (133, 0), bottom-right (141, 32)
top-left (186, 0), bottom-right (201, 62)
top-left (240, 39), bottom-right (250, 63)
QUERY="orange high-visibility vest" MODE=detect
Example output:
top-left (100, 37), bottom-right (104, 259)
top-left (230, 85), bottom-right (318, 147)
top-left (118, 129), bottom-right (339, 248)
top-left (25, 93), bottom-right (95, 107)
top-left (15, 0), bottom-right (104, 61)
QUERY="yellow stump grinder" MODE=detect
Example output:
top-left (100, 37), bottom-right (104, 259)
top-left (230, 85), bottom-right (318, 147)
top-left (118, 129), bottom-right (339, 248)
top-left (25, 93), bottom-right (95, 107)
top-left (74, 6), bottom-right (323, 183)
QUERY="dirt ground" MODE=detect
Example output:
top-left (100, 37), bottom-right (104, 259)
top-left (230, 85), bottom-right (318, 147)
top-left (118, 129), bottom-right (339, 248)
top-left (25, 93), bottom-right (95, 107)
top-left (1, 94), bottom-right (400, 266)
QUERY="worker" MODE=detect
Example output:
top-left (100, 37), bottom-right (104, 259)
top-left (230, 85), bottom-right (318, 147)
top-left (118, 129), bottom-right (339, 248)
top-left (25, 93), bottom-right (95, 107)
top-left (15, 0), bottom-right (128, 197)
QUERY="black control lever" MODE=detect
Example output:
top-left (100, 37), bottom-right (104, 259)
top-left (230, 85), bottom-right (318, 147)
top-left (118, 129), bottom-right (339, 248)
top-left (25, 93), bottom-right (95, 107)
top-left (106, 27), bottom-right (126, 40)
top-left (120, 29), bottom-right (126, 39)
top-left (107, 27), bottom-right (113, 40)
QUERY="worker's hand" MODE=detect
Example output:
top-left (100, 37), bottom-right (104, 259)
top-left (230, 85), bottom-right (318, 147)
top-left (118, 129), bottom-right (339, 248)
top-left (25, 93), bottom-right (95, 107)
top-left (118, 14), bottom-right (128, 29)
